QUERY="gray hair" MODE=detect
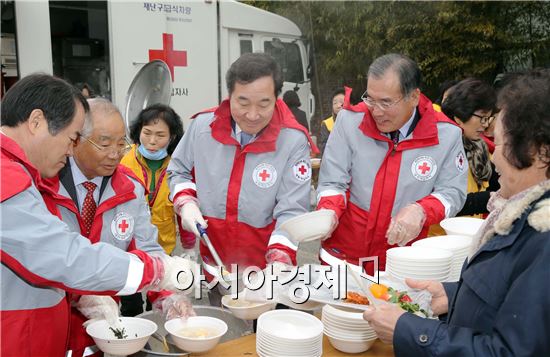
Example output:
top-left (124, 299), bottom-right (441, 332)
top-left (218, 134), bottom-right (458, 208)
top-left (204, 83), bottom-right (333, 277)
top-left (367, 53), bottom-right (421, 97)
top-left (82, 97), bottom-right (123, 137)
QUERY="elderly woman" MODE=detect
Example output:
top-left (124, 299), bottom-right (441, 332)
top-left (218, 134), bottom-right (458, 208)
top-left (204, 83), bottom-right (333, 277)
top-left (363, 69), bottom-right (550, 356)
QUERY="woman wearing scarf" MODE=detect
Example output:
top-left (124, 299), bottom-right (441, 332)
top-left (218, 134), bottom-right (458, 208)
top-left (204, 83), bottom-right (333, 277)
top-left (429, 78), bottom-right (499, 236)
top-left (120, 104), bottom-right (193, 316)
top-left (363, 68), bottom-right (550, 356)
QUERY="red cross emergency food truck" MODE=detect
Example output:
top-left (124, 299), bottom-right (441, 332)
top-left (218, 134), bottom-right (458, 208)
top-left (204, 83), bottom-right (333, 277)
top-left (2, 0), bottom-right (314, 128)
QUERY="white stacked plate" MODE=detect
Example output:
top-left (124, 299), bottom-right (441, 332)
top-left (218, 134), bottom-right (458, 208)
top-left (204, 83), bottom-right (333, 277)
top-left (322, 305), bottom-right (378, 353)
top-left (256, 310), bottom-right (323, 357)
top-left (386, 246), bottom-right (452, 282)
top-left (412, 235), bottom-right (472, 282)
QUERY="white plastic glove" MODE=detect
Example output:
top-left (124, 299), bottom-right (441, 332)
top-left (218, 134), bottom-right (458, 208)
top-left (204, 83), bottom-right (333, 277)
top-left (76, 295), bottom-right (120, 328)
top-left (386, 203), bottom-right (426, 246)
top-left (152, 293), bottom-right (196, 322)
top-left (179, 201), bottom-right (207, 237)
top-left (148, 254), bottom-right (199, 293)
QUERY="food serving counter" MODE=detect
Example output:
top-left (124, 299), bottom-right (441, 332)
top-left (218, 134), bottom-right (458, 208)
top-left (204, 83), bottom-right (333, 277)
top-left (133, 307), bottom-right (394, 357)
top-left (201, 333), bottom-right (394, 356)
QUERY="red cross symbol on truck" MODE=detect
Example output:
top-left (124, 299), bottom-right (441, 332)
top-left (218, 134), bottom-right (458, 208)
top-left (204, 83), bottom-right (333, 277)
top-left (149, 33), bottom-right (188, 81)
top-left (118, 219), bottom-right (129, 233)
top-left (259, 169), bottom-right (271, 182)
top-left (418, 162), bottom-right (431, 175)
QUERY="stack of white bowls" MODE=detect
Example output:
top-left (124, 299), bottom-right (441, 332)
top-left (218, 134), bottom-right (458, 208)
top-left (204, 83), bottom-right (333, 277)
top-left (412, 235), bottom-right (473, 281)
top-left (386, 246), bottom-right (453, 282)
top-left (322, 305), bottom-right (378, 353)
top-left (256, 310), bottom-right (323, 357)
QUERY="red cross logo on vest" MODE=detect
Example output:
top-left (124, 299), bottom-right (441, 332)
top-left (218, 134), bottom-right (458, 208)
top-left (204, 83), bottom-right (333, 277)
top-left (253, 163), bottom-right (277, 188)
top-left (111, 212), bottom-right (135, 241)
top-left (259, 169), bottom-right (270, 182)
top-left (149, 33), bottom-right (188, 80)
top-left (118, 219), bottom-right (129, 233)
top-left (455, 151), bottom-right (466, 173)
top-left (411, 155), bottom-right (438, 181)
top-left (81, 181), bottom-right (97, 236)
top-left (418, 162), bottom-right (431, 174)
top-left (292, 159), bottom-right (311, 182)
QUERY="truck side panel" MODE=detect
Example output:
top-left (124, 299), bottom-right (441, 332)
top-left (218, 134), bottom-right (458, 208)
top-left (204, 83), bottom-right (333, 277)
top-left (108, 1), bottom-right (218, 127)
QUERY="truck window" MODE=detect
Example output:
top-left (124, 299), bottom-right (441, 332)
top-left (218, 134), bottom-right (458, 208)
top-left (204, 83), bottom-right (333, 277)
top-left (264, 40), bottom-right (304, 84)
top-left (49, 1), bottom-right (110, 99)
top-left (240, 40), bottom-right (253, 55)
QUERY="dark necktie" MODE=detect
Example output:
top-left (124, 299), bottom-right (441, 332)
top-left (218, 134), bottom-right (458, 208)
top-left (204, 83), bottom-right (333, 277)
top-left (390, 130), bottom-right (400, 145)
top-left (81, 181), bottom-right (97, 236)
top-left (241, 132), bottom-right (253, 146)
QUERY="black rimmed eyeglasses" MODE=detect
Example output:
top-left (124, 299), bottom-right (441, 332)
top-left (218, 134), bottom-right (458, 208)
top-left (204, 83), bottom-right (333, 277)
top-left (471, 113), bottom-right (495, 125)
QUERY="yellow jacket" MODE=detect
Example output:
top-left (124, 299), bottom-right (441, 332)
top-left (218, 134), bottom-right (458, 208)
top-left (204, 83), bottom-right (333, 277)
top-left (429, 166), bottom-right (489, 236)
top-left (322, 116), bottom-right (335, 132)
top-left (120, 145), bottom-right (177, 254)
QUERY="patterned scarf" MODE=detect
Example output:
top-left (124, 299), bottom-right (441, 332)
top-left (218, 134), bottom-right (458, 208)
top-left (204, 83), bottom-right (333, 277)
top-left (463, 137), bottom-right (492, 187)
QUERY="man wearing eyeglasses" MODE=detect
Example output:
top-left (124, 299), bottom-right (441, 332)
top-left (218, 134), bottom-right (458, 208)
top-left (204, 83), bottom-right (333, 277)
top-left (42, 98), bottom-right (197, 357)
top-left (316, 53), bottom-right (467, 273)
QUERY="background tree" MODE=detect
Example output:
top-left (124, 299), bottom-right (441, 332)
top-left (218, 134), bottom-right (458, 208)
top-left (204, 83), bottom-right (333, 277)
top-left (246, 1), bottom-right (550, 135)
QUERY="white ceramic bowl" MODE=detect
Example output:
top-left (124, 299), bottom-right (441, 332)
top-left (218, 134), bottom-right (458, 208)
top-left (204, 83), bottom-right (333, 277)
top-left (387, 246), bottom-right (453, 262)
top-left (278, 210), bottom-right (335, 242)
top-left (327, 334), bottom-right (377, 353)
top-left (412, 235), bottom-right (473, 251)
top-left (257, 310), bottom-right (324, 341)
top-left (85, 317), bottom-right (157, 356)
top-left (164, 316), bottom-right (227, 353)
top-left (221, 295), bottom-right (276, 320)
top-left (440, 217), bottom-right (484, 237)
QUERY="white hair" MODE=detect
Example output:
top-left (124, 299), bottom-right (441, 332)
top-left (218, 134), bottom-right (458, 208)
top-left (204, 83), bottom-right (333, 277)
top-left (81, 97), bottom-right (123, 137)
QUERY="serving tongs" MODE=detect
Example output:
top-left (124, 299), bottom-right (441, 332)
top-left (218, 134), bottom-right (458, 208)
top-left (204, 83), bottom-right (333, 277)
top-left (196, 223), bottom-right (231, 283)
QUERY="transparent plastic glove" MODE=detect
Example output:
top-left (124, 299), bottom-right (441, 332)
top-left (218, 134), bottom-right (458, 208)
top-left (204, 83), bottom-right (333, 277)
top-left (242, 262), bottom-right (294, 304)
top-left (179, 201), bottom-right (207, 237)
top-left (152, 293), bottom-right (196, 322)
top-left (265, 248), bottom-right (293, 266)
top-left (77, 295), bottom-right (120, 328)
top-left (147, 254), bottom-right (199, 292)
top-left (319, 209), bottom-right (339, 240)
top-left (181, 247), bottom-right (198, 261)
top-left (386, 203), bottom-right (426, 246)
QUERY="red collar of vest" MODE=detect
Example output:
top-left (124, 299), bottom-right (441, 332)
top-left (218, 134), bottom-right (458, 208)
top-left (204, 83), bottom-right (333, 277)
top-left (1, 132), bottom-right (44, 186)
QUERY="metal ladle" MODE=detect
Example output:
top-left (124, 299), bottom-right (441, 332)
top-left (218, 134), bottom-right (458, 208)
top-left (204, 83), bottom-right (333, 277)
top-left (196, 223), bottom-right (231, 283)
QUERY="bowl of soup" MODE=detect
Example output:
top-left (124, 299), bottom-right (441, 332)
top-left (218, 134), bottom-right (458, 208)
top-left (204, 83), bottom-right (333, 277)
top-left (164, 316), bottom-right (227, 353)
top-left (221, 294), bottom-right (276, 320)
